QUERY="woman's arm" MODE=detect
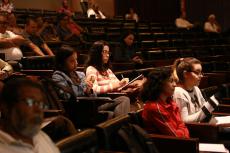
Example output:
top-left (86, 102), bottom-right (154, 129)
top-left (86, 66), bottom-right (122, 94)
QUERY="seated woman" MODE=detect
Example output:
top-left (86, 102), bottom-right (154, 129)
top-left (85, 41), bottom-right (131, 117)
top-left (113, 31), bottom-right (143, 65)
top-left (52, 45), bottom-right (128, 118)
top-left (172, 57), bottom-right (220, 123)
top-left (52, 45), bottom-right (94, 99)
top-left (141, 67), bottom-right (190, 138)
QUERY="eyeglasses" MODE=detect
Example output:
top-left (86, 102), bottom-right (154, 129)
top-left (19, 98), bottom-right (48, 109)
top-left (190, 71), bottom-right (204, 76)
top-left (102, 50), bottom-right (111, 56)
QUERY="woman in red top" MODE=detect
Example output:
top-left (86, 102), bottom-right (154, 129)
top-left (141, 67), bottom-right (190, 138)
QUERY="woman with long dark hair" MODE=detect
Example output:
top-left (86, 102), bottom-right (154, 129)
top-left (52, 45), bottom-right (93, 99)
top-left (113, 30), bottom-right (143, 65)
top-left (86, 40), bottom-right (131, 117)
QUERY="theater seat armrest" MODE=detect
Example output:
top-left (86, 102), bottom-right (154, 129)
top-left (185, 122), bottom-right (219, 142)
top-left (43, 109), bottom-right (63, 117)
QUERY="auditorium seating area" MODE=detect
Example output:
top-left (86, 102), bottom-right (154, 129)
top-left (3, 7), bottom-right (230, 153)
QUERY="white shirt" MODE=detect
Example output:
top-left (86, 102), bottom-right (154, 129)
top-left (0, 130), bottom-right (60, 153)
top-left (87, 8), bottom-right (106, 19)
top-left (0, 3), bottom-right (13, 13)
top-left (173, 86), bottom-right (215, 123)
top-left (204, 22), bottom-right (220, 33)
top-left (125, 13), bottom-right (139, 22)
top-left (175, 18), bottom-right (193, 29)
top-left (0, 30), bottom-right (23, 61)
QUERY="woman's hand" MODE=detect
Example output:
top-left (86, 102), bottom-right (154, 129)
top-left (84, 76), bottom-right (95, 94)
top-left (110, 78), bottom-right (129, 91)
top-left (120, 77), bottom-right (147, 92)
top-left (119, 78), bottom-right (129, 86)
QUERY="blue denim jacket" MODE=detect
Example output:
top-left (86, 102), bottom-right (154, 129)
top-left (52, 70), bottom-right (95, 99)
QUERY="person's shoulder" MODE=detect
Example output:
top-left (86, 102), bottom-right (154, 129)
top-left (175, 86), bottom-right (187, 93)
top-left (143, 101), bottom-right (158, 111)
top-left (87, 8), bottom-right (94, 13)
top-left (36, 130), bottom-right (50, 139)
top-left (53, 70), bottom-right (66, 78)
top-left (107, 68), bottom-right (114, 74)
top-left (193, 86), bottom-right (202, 93)
top-left (175, 17), bottom-right (181, 21)
top-left (204, 21), bottom-right (210, 25)
top-left (86, 66), bottom-right (97, 71)
top-left (35, 131), bottom-right (56, 144)
top-left (0, 129), bottom-right (14, 144)
top-left (174, 87), bottom-right (190, 99)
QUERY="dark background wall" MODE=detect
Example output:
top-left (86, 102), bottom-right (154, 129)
top-left (14, 0), bottom-right (230, 30)
top-left (115, 0), bottom-right (180, 23)
top-left (115, 0), bottom-right (230, 30)
top-left (186, 0), bottom-right (230, 31)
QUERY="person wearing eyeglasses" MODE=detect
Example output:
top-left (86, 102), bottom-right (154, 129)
top-left (172, 57), bottom-right (220, 123)
top-left (0, 78), bottom-right (60, 153)
top-left (86, 40), bottom-right (132, 117)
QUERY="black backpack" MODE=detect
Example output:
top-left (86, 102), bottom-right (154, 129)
top-left (118, 123), bottom-right (159, 153)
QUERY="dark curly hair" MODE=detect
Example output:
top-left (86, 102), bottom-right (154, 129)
top-left (140, 67), bottom-right (172, 102)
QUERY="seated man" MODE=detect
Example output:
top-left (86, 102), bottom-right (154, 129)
top-left (0, 13), bottom-right (24, 61)
top-left (35, 16), bottom-right (59, 41)
top-left (56, 14), bottom-right (84, 42)
top-left (0, 78), bottom-right (60, 153)
top-left (21, 18), bottom-right (54, 56)
top-left (204, 14), bottom-right (221, 33)
top-left (125, 8), bottom-right (139, 22)
top-left (175, 12), bottom-right (194, 30)
top-left (87, 3), bottom-right (106, 19)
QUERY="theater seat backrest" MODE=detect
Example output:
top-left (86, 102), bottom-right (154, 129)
top-left (56, 129), bottom-right (99, 153)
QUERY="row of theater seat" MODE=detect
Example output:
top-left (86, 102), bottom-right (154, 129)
top-left (56, 114), bottom-right (199, 153)
top-left (56, 93), bottom-right (230, 153)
